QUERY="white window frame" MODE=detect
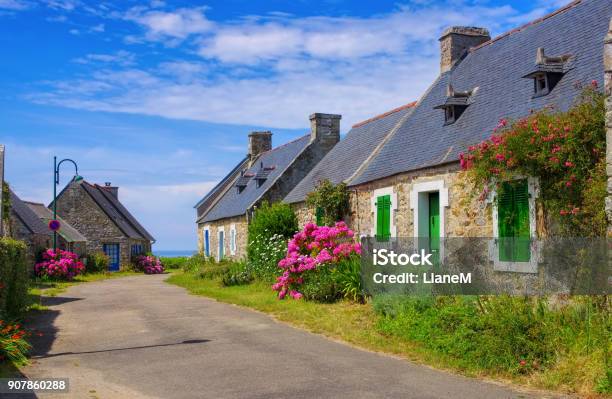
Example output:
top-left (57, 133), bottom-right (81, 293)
top-left (217, 226), bottom-right (225, 262)
top-left (229, 223), bottom-right (237, 256)
top-left (202, 225), bottom-right (211, 257)
top-left (409, 180), bottom-right (449, 238)
top-left (487, 176), bottom-right (540, 273)
top-left (370, 186), bottom-right (398, 238)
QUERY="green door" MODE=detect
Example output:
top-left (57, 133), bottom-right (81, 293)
top-left (376, 195), bottom-right (391, 241)
top-left (498, 179), bottom-right (530, 262)
top-left (428, 192), bottom-right (440, 264)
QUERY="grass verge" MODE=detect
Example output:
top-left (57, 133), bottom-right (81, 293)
top-left (166, 271), bottom-right (609, 398)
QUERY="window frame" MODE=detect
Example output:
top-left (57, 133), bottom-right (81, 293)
top-left (229, 224), bottom-right (237, 256)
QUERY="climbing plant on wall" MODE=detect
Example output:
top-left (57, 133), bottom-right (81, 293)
top-left (306, 179), bottom-right (350, 226)
top-left (460, 85), bottom-right (606, 237)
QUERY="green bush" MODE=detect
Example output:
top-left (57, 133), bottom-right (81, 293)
top-left (197, 259), bottom-right (235, 279)
top-left (159, 257), bottom-right (189, 270)
top-left (221, 262), bottom-right (253, 286)
top-left (0, 238), bottom-right (29, 318)
top-left (332, 256), bottom-right (365, 303)
top-left (301, 267), bottom-right (339, 303)
top-left (247, 202), bottom-right (295, 281)
top-left (372, 295), bottom-right (610, 382)
top-left (181, 254), bottom-right (211, 273)
top-left (86, 252), bottom-right (110, 273)
top-left (306, 179), bottom-right (350, 226)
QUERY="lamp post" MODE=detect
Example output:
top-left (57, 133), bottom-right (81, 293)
top-left (53, 156), bottom-right (82, 250)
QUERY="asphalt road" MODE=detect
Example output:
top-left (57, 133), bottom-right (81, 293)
top-left (19, 275), bottom-right (561, 399)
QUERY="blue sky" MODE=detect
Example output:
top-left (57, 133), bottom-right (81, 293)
top-left (0, 0), bottom-right (567, 250)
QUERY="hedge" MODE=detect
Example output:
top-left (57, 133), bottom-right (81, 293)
top-left (0, 238), bottom-right (29, 318)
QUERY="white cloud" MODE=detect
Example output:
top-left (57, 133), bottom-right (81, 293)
top-left (0, 0), bottom-right (30, 10)
top-left (73, 50), bottom-right (135, 66)
top-left (125, 6), bottom-right (213, 42)
top-left (68, 28), bottom-right (79, 35)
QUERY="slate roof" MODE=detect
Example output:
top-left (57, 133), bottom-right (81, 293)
top-left (79, 181), bottom-right (155, 242)
top-left (25, 201), bottom-right (86, 243)
top-left (351, 0), bottom-right (611, 186)
top-left (9, 189), bottom-right (51, 236)
top-left (284, 102), bottom-right (416, 203)
top-left (202, 135), bottom-right (311, 222)
top-left (194, 156), bottom-right (249, 223)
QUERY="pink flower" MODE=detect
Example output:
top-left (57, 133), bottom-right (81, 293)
top-left (564, 161), bottom-right (574, 167)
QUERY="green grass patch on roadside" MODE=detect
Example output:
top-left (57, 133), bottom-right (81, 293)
top-left (166, 271), bottom-right (610, 398)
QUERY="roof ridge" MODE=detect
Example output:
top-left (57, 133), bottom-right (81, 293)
top-left (470, 0), bottom-right (582, 52)
top-left (352, 101), bottom-right (417, 128)
top-left (23, 201), bottom-right (45, 206)
top-left (256, 133), bottom-right (309, 157)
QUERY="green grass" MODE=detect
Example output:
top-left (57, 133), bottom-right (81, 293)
top-left (166, 271), bottom-right (610, 398)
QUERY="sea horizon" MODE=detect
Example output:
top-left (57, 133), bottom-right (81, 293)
top-left (154, 249), bottom-right (197, 258)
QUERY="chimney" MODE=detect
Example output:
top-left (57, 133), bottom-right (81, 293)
top-left (439, 26), bottom-right (490, 73)
top-left (248, 131), bottom-right (272, 165)
top-left (309, 113), bottom-right (341, 151)
top-left (104, 182), bottom-right (119, 199)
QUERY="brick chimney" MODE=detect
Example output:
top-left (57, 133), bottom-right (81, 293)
top-left (248, 131), bottom-right (272, 165)
top-left (439, 26), bottom-right (490, 73)
top-left (103, 182), bottom-right (119, 199)
top-left (309, 113), bottom-right (341, 152)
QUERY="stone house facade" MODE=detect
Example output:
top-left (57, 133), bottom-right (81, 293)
top-left (54, 180), bottom-right (155, 270)
top-left (196, 113), bottom-right (342, 261)
top-left (286, 0), bottom-right (610, 273)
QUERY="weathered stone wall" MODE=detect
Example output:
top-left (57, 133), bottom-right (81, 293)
top-left (349, 163), bottom-right (495, 238)
top-left (292, 201), bottom-right (315, 229)
top-left (197, 215), bottom-right (248, 261)
top-left (439, 27), bottom-right (490, 73)
top-left (9, 213), bottom-right (51, 268)
top-left (604, 19), bottom-right (612, 236)
top-left (55, 181), bottom-right (139, 266)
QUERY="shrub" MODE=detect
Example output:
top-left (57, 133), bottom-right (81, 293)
top-left (0, 238), bottom-right (28, 318)
top-left (221, 262), bottom-right (253, 286)
top-left (306, 179), bottom-right (350, 226)
top-left (134, 255), bottom-right (164, 274)
top-left (160, 257), bottom-right (188, 270)
top-left (332, 256), bottom-right (365, 303)
top-left (300, 267), bottom-right (339, 302)
top-left (86, 252), bottom-right (110, 273)
top-left (272, 221), bottom-right (361, 300)
top-left (245, 233), bottom-right (287, 281)
top-left (461, 86), bottom-right (606, 236)
top-left (35, 249), bottom-right (85, 280)
top-left (247, 202), bottom-right (296, 274)
top-left (0, 320), bottom-right (31, 365)
top-left (182, 254), bottom-right (211, 273)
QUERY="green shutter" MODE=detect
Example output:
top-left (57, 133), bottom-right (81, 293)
top-left (376, 195), bottom-right (391, 241)
top-left (498, 179), bottom-right (530, 262)
top-left (315, 206), bottom-right (324, 226)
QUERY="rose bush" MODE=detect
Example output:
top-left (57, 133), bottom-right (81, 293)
top-left (272, 221), bottom-right (361, 299)
top-left (135, 255), bottom-right (164, 274)
top-left (35, 249), bottom-right (85, 280)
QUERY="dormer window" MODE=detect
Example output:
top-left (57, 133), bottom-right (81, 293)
top-left (434, 84), bottom-right (472, 125)
top-left (235, 172), bottom-right (253, 194)
top-left (254, 163), bottom-right (275, 188)
top-left (522, 47), bottom-right (572, 97)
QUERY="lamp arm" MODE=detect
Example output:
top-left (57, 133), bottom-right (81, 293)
top-left (55, 158), bottom-right (79, 184)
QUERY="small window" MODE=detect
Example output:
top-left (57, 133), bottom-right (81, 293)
top-left (131, 244), bottom-right (143, 256)
top-left (534, 73), bottom-right (548, 96)
top-left (497, 179), bottom-right (530, 262)
top-left (229, 227), bottom-right (237, 255)
top-left (445, 107), bottom-right (455, 123)
top-left (376, 195), bottom-right (391, 241)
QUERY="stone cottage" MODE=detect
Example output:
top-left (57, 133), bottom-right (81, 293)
top-left (196, 113), bottom-right (341, 260)
top-left (25, 201), bottom-right (87, 257)
top-left (7, 189), bottom-right (52, 265)
top-left (54, 180), bottom-right (155, 271)
top-left (286, 0), bottom-right (611, 273)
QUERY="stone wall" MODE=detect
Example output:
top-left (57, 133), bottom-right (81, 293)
top-left (197, 215), bottom-right (248, 261)
top-left (349, 163), bottom-right (495, 238)
top-left (55, 181), bottom-right (148, 266)
top-left (605, 19), bottom-right (612, 236)
top-left (9, 213), bottom-right (51, 268)
top-left (292, 201), bottom-right (315, 229)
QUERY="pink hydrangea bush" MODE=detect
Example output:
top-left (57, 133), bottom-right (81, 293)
top-left (135, 255), bottom-right (164, 274)
top-left (35, 249), bottom-right (85, 280)
top-left (272, 221), bottom-right (361, 299)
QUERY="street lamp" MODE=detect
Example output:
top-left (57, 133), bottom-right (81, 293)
top-left (52, 156), bottom-right (82, 250)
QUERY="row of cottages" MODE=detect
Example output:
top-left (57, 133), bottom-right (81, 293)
top-left (195, 113), bottom-right (341, 260)
top-left (196, 0), bottom-right (611, 267)
top-left (285, 0), bottom-right (611, 273)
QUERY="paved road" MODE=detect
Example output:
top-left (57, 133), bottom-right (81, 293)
top-left (20, 275), bottom-right (560, 399)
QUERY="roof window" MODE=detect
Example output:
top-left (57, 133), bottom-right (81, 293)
top-left (522, 47), bottom-right (572, 97)
top-left (434, 84), bottom-right (473, 125)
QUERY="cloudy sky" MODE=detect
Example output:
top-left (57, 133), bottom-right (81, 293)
top-left (0, 0), bottom-right (569, 250)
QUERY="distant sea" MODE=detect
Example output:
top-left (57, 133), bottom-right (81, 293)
top-left (154, 250), bottom-right (197, 258)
